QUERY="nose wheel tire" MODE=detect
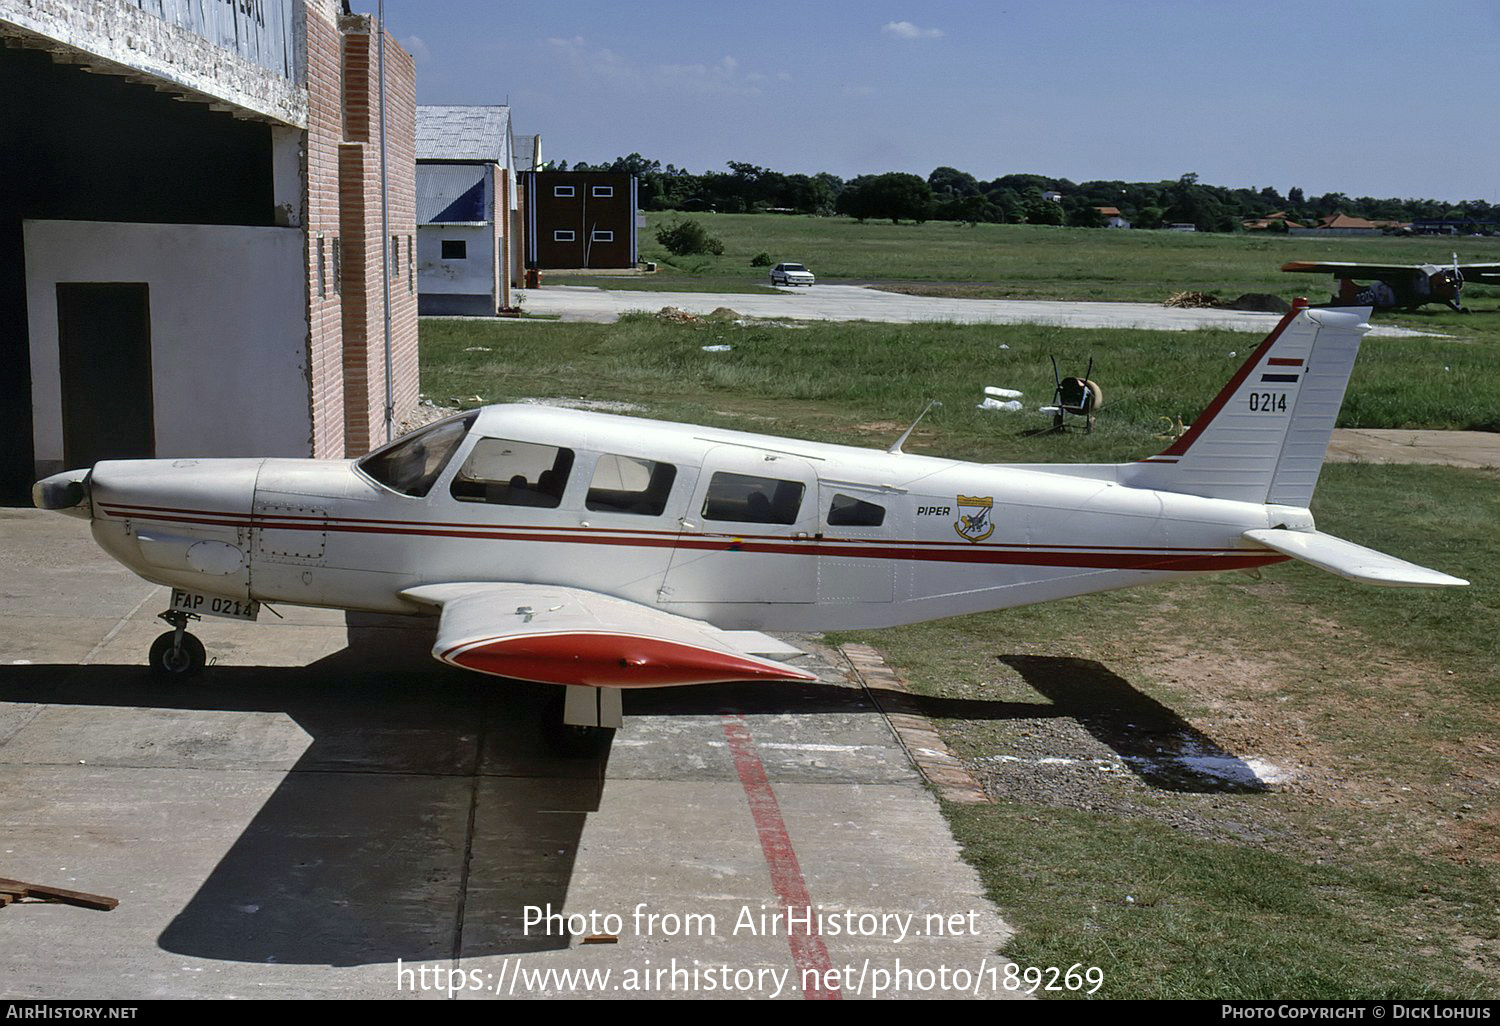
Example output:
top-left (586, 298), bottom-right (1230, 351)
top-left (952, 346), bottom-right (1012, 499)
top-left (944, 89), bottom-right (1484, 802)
top-left (149, 630), bottom-right (206, 678)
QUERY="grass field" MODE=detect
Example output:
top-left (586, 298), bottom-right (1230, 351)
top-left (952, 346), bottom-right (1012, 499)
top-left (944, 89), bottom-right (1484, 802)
top-left (625, 211), bottom-right (1500, 306)
top-left (421, 315), bottom-right (1500, 439)
top-left (419, 223), bottom-right (1498, 999)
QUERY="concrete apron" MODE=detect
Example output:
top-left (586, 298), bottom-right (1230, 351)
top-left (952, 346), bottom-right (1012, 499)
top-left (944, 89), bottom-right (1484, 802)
top-left (0, 509), bottom-right (1020, 1000)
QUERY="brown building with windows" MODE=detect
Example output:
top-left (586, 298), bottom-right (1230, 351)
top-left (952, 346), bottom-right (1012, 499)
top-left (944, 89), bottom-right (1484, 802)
top-left (523, 171), bottom-right (638, 270)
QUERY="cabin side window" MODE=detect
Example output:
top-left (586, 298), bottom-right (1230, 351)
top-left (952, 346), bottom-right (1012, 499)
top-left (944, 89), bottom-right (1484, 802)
top-left (702, 472), bottom-right (804, 525)
top-left (357, 413), bottom-right (477, 497)
top-left (585, 455), bottom-right (677, 516)
top-left (827, 493), bottom-right (886, 527)
top-left (450, 438), bottom-right (575, 508)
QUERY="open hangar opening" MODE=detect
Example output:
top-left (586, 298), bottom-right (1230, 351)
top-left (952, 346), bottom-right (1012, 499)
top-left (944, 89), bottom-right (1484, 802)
top-left (0, 41), bottom-right (306, 500)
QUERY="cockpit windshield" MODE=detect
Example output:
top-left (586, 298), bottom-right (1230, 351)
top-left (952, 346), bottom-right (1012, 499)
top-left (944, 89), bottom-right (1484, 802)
top-left (357, 413), bottom-right (477, 496)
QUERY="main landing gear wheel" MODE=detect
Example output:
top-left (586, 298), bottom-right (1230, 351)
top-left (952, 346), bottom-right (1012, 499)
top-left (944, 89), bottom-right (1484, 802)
top-left (149, 610), bottom-right (206, 678)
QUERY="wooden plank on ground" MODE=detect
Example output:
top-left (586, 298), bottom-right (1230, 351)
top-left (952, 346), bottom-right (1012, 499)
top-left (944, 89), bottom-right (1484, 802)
top-left (0, 877), bottom-right (118, 911)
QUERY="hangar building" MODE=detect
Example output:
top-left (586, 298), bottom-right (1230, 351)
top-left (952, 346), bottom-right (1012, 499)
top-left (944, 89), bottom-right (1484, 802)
top-left (0, 0), bottom-right (419, 502)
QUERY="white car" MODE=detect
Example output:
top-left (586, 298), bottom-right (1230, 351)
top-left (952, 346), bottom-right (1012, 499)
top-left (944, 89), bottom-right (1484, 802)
top-left (770, 262), bottom-right (815, 287)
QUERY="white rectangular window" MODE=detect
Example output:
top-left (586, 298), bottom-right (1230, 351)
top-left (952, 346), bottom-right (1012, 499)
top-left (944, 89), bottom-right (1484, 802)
top-left (590, 230), bottom-right (614, 243)
top-left (316, 235), bottom-right (326, 298)
top-left (591, 185), bottom-right (614, 198)
top-left (554, 229), bottom-right (576, 242)
top-left (586, 455), bottom-right (677, 516)
top-left (703, 472), bottom-right (805, 525)
top-left (553, 185), bottom-right (575, 197)
top-left (451, 438), bottom-right (575, 508)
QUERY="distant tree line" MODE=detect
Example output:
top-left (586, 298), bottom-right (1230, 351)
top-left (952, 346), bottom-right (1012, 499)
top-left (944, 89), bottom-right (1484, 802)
top-left (554, 154), bottom-right (1496, 232)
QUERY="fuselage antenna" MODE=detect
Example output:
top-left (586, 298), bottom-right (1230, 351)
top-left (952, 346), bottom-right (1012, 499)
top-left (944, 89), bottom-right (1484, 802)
top-left (888, 400), bottom-right (943, 455)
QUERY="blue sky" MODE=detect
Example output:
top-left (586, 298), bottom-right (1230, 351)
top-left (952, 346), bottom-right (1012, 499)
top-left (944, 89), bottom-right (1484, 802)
top-left (381, 1), bottom-right (1499, 203)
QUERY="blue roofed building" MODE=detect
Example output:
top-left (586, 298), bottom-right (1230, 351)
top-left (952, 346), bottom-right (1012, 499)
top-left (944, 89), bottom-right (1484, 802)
top-left (416, 104), bottom-right (519, 315)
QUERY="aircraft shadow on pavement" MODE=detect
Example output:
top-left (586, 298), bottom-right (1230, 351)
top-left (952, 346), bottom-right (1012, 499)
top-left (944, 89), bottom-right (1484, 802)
top-left (628, 654), bottom-right (1269, 794)
top-left (0, 618), bottom-right (605, 967)
top-left (0, 632), bottom-right (1260, 965)
top-left (996, 655), bottom-right (1270, 794)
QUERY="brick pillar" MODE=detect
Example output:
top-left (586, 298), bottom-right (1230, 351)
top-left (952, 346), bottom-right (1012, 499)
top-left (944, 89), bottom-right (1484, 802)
top-left (303, 0), bottom-right (347, 458)
top-left (337, 14), bottom-right (418, 456)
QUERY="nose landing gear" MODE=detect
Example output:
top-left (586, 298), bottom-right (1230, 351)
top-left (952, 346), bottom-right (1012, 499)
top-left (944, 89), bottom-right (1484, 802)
top-left (149, 610), bottom-right (207, 677)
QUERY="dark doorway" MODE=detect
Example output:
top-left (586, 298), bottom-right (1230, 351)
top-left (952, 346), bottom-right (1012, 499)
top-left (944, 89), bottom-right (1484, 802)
top-left (56, 283), bottom-right (154, 468)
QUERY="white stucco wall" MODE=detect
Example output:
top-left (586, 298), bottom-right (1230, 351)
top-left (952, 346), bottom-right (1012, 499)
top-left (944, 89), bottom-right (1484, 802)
top-left (416, 223), bottom-right (496, 298)
top-left (25, 220), bottom-right (312, 468)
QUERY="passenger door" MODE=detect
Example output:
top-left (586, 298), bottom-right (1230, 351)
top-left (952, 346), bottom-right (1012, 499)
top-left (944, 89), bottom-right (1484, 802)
top-left (660, 446), bottom-right (819, 604)
top-left (816, 482), bottom-right (906, 604)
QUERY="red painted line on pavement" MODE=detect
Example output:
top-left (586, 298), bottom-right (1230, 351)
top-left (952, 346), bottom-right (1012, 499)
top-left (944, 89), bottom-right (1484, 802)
top-left (720, 713), bottom-right (840, 1000)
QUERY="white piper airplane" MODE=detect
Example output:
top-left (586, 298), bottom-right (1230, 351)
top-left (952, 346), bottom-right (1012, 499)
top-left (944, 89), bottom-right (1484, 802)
top-left (34, 302), bottom-right (1466, 734)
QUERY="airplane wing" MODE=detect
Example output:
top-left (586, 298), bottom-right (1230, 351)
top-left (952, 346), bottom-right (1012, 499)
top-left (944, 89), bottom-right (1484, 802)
top-left (1243, 529), bottom-right (1468, 588)
top-left (400, 582), bottom-right (818, 687)
top-left (1280, 260), bottom-right (1429, 279)
top-left (1456, 263), bottom-right (1500, 285)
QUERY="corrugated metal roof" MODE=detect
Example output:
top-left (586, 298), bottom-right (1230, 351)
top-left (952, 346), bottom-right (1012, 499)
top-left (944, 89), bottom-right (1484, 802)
top-left (417, 164), bottom-right (488, 224)
top-left (514, 135), bottom-right (537, 172)
top-left (417, 105), bottom-right (509, 162)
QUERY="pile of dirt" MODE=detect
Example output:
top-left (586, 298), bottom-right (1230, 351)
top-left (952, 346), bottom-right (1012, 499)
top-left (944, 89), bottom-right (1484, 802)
top-left (656, 306), bottom-right (700, 323)
top-left (1223, 293), bottom-right (1292, 313)
top-left (1164, 291), bottom-right (1220, 308)
top-left (1164, 291), bottom-right (1293, 313)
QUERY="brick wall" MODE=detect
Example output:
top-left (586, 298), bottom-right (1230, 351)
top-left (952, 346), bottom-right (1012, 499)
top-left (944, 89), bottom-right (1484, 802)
top-left (303, 0), bottom-right (345, 458)
top-left (337, 14), bottom-right (417, 457)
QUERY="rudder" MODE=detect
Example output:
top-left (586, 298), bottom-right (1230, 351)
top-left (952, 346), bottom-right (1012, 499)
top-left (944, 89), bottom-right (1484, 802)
top-left (1124, 304), bottom-right (1371, 505)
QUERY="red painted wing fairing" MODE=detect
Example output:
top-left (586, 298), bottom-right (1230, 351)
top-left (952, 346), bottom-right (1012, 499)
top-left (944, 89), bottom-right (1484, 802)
top-left (402, 583), bottom-right (818, 688)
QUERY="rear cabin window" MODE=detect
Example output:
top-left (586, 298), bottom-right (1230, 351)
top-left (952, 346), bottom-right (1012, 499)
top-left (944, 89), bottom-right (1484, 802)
top-left (357, 414), bottom-right (477, 497)
top-left (450, 438), bottom-right (575, 507)
top-left (702, 472), bottom-right (804, 525)
top-left (586, 455), bottom-right (677, 516)
top-left (827, 493), bottom-right (886, 527)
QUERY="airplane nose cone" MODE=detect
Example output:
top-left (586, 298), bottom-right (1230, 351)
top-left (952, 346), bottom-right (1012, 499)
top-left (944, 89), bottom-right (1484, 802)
top-left (32, 468), bottom-right (92, 518)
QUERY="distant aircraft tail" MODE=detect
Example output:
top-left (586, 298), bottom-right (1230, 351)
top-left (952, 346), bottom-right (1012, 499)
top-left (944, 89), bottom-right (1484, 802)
top-left (1122, 303), bottom-right (1370, 507)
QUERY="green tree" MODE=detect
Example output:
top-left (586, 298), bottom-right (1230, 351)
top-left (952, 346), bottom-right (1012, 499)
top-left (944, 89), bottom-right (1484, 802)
top-left (654, 218), bottom-right (723, 256)
top-left (928, 166), bottom-right (981, 197)
top-left (836, 172), bottom-right (933, 223)
top-left (1067, 205), bottom-right (1108, 228)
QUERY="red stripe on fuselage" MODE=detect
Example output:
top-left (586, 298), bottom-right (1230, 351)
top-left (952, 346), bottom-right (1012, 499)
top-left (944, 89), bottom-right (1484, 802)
top-left (97, 504), bottom-right (1287, 572)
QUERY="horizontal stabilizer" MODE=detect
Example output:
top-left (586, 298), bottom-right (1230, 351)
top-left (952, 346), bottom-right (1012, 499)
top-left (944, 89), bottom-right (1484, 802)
top-left (1243, 529), bottom-right (1468, 588)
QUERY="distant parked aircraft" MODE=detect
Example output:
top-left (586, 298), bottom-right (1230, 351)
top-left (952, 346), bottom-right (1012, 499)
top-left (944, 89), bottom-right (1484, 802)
top-left (1281, 257), bottom-right (1500, 312)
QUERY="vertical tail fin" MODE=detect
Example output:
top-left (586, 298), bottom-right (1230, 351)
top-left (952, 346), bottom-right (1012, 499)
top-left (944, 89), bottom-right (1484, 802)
top-left (1123, 304), bottom-right (1371, 505)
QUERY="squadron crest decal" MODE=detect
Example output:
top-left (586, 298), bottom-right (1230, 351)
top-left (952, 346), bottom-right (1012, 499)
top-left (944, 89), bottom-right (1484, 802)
top-left (954, 495), bottom-right (995, 543)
